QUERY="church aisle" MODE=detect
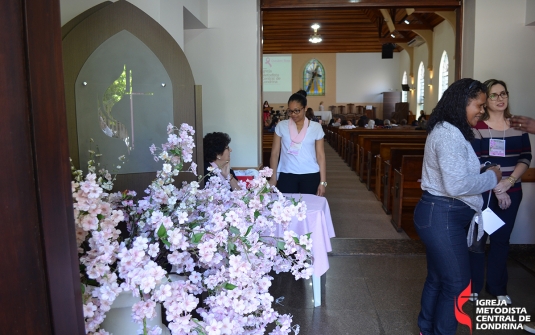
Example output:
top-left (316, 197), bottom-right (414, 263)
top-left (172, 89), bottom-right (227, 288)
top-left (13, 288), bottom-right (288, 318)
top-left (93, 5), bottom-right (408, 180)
top-left (323, 143), bottom-right (409, 239)
top-left (268, 139), bottom-right (535, 335)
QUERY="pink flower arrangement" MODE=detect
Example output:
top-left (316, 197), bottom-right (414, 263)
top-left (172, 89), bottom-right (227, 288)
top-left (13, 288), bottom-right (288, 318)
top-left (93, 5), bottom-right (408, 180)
top-left (72, 123), bottom-right (313, 335)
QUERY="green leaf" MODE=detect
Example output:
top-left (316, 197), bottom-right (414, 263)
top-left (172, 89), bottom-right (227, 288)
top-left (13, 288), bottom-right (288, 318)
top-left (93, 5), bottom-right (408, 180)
top-left (85, 278), bottom-right (98, 287)
top-left (277, 240), bottom-right (285, 251)
top-left (254, 210), bottom-right (260, 219)
top-left (260, 194), bottom-right (264, 202)
top-left (244, 225), bottom-right (253, 237)
top-left (96, 214), bottom-right (104, 220)
top-left (293, 236), bottom-right (299, 244)
top-left (157, 224), bottom-right (167, 239)
top-left (224, 283), bottom-right (237, 290)
top-left (81, 283), bottom-right (85, 295)
top-left (227, 242), bottom-right (235, 253)
top-left (229, 226), bottom-right (240, 235)
top-left (192, 232), bottom-right (205, 244)
top-left (161, 237), bottom-right (171, 247)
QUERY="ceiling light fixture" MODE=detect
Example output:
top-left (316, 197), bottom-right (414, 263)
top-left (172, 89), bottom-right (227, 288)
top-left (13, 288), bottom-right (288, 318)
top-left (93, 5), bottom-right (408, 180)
top-left (404, 19), bottom-right (410, 24)
top-left (309, 23), bottom-right (322, 43)
top-left (391, 34), bottom-right (395, 38)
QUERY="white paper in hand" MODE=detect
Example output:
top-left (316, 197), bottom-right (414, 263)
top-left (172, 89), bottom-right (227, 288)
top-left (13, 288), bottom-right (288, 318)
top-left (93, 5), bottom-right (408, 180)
top-left (481, 207), bottom-right (506, 235)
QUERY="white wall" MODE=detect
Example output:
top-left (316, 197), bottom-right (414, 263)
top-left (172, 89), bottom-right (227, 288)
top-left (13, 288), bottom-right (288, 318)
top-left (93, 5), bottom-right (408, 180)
top-left (336, 53), bottom-right (401, 104)
top-left (60, 0), bottom-right (113, 26)
top-left (430, 20), bottom-right (456, 109)
top-left (397, 20), bottom-right (455, 115)
top-left (185, 0), bottom-right (261, 168)
top-left (461, 0), bottom-right (476, 79)
top-left (412, 42), bottom-right (429, 113)
top-left (469, 0), bottom-right (535, 243)
top-left (60, 0), bottom-right (208, 51)
top-left (398, 49), bottom-right (414, 110)
top-left (526, 0), bottom-right (535, 25)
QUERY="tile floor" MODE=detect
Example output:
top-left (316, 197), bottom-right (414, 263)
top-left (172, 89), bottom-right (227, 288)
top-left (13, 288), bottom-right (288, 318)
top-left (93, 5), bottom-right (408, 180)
top-left (268, 144), bottom-right (535, 334)
top-left (270, 253), bottom-right (535, 335)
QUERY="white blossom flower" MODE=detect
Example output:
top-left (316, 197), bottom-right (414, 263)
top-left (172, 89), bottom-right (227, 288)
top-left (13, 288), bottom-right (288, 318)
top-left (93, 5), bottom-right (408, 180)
top-left (73, 123), bottom-right (312, 335)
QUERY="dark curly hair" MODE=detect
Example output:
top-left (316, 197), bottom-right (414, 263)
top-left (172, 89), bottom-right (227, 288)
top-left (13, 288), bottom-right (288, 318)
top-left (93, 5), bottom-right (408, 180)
top-left (288, 89), bottom-right (307, 107)
top-left (203, 132), bottom-right (231, 163)
top-left (427, 78), bottom-right (487, 141)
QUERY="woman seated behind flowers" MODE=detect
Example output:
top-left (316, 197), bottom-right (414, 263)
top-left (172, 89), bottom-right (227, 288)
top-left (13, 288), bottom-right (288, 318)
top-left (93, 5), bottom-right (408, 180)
top-left (203, 132), bottom-right (241, 190)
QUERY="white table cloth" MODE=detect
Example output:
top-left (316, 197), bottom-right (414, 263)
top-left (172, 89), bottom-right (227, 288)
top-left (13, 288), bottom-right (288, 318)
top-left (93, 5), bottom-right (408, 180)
top-left (314, 110), bottom-right (332, 122)
top-left (276, 194), bottom-right (335, 306)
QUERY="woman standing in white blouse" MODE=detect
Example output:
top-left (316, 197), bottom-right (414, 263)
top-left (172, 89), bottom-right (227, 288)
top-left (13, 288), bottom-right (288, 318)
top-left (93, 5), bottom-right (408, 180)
top-left (269, 90), bottom-right (327, 196)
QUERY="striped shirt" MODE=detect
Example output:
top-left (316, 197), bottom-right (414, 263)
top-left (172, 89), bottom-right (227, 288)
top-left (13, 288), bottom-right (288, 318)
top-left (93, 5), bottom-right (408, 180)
top-left (471, 120), bottom-right (532, 193)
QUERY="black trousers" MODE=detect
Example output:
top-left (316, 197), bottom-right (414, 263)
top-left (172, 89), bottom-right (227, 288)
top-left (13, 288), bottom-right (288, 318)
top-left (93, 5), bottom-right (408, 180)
top-left (276, 172), bottom-right (320, 195)
top-left (469, 190), bottom-right (522, 296)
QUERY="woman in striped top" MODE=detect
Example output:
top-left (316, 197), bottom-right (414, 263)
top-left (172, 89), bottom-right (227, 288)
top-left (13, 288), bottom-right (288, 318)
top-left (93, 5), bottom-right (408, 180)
top-left (469, 79), bottom-right (532, 304)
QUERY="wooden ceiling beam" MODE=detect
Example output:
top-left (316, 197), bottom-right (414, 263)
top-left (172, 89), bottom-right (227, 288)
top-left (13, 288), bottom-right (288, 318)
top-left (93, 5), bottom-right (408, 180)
top-left (265, 41), bottom-right (400, 46)
top-left (262, 14), bottom-right (371, 19)
top-left (397, 14), bottom-right (408, 24)
top-left (265, 35), bottom-right (382, 40)
top-left (394, 23), bottom-right (432, 30)
top-left (264, 21), bottom-right (383, 26)
top-left (412, 7), bottom-right (456, 13)
top-left (262, 4), bottom-right (453, 54)
top-left (261, 0), bottom-right (461, 10)
top-left (379, 37), bottom-right (411, 43)
top-left (264, 28), bottom-right (377, 37)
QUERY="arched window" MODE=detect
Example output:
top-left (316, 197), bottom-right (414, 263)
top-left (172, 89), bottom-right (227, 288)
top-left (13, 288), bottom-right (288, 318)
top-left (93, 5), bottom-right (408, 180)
top-left (438, 51), bottom-right (449, 100)
top-left (303, 59), bottom-right (325, 96)
top-left (402, 71), bottom-right (408, 103)
top-left (417, 62), bottom-right (425, 112)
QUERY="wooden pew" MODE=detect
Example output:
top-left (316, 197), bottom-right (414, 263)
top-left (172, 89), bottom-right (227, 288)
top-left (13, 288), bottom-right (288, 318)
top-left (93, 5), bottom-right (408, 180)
top-left (358, 134), bottom-right (427, 184)
top-left (382, 147), bottom-right (426, 214)
top-left (345, 129), bottom-right (426, 174)
top-left (365, 139), bottom-right (426, 192)
top-left (391, 155), bottom-right (424, 238)
top-left (374, 143), bottom-right (426, 201)
top-left (262, 133), bottom-right (274, 167)
top-left (338, 128), bottom-right (353, 163)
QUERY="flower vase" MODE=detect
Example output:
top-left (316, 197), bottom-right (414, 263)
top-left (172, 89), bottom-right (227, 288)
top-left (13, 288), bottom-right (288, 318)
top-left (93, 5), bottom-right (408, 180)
top-left (100, 292), bottom-right (170, 335)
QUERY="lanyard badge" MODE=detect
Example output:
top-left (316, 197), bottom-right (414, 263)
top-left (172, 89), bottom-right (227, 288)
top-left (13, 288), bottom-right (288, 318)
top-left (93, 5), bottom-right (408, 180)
top-left (489, 138), bottom-right (505, 157)
top-left (488, 124), bottom-right (506, 157)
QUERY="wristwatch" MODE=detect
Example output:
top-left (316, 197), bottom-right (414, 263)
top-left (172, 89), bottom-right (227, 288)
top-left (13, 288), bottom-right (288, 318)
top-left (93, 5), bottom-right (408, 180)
top-left (320, 181), bottom-right (328, 187)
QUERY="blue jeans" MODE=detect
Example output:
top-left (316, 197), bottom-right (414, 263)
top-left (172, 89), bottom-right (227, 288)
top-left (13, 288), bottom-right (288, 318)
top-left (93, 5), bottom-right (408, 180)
top-left (415, 191), bottom-right (475, 335)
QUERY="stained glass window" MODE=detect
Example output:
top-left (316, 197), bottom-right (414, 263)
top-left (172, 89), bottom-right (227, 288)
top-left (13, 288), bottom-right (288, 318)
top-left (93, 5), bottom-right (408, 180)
top-left (439, 51), bottom-right (449, 100)
top-left (417, 62), bottom-right (425, 112)
top-left (303, 59), bottom-right (325, 96)
top-left (402, 71), bottom-right (408, 103)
